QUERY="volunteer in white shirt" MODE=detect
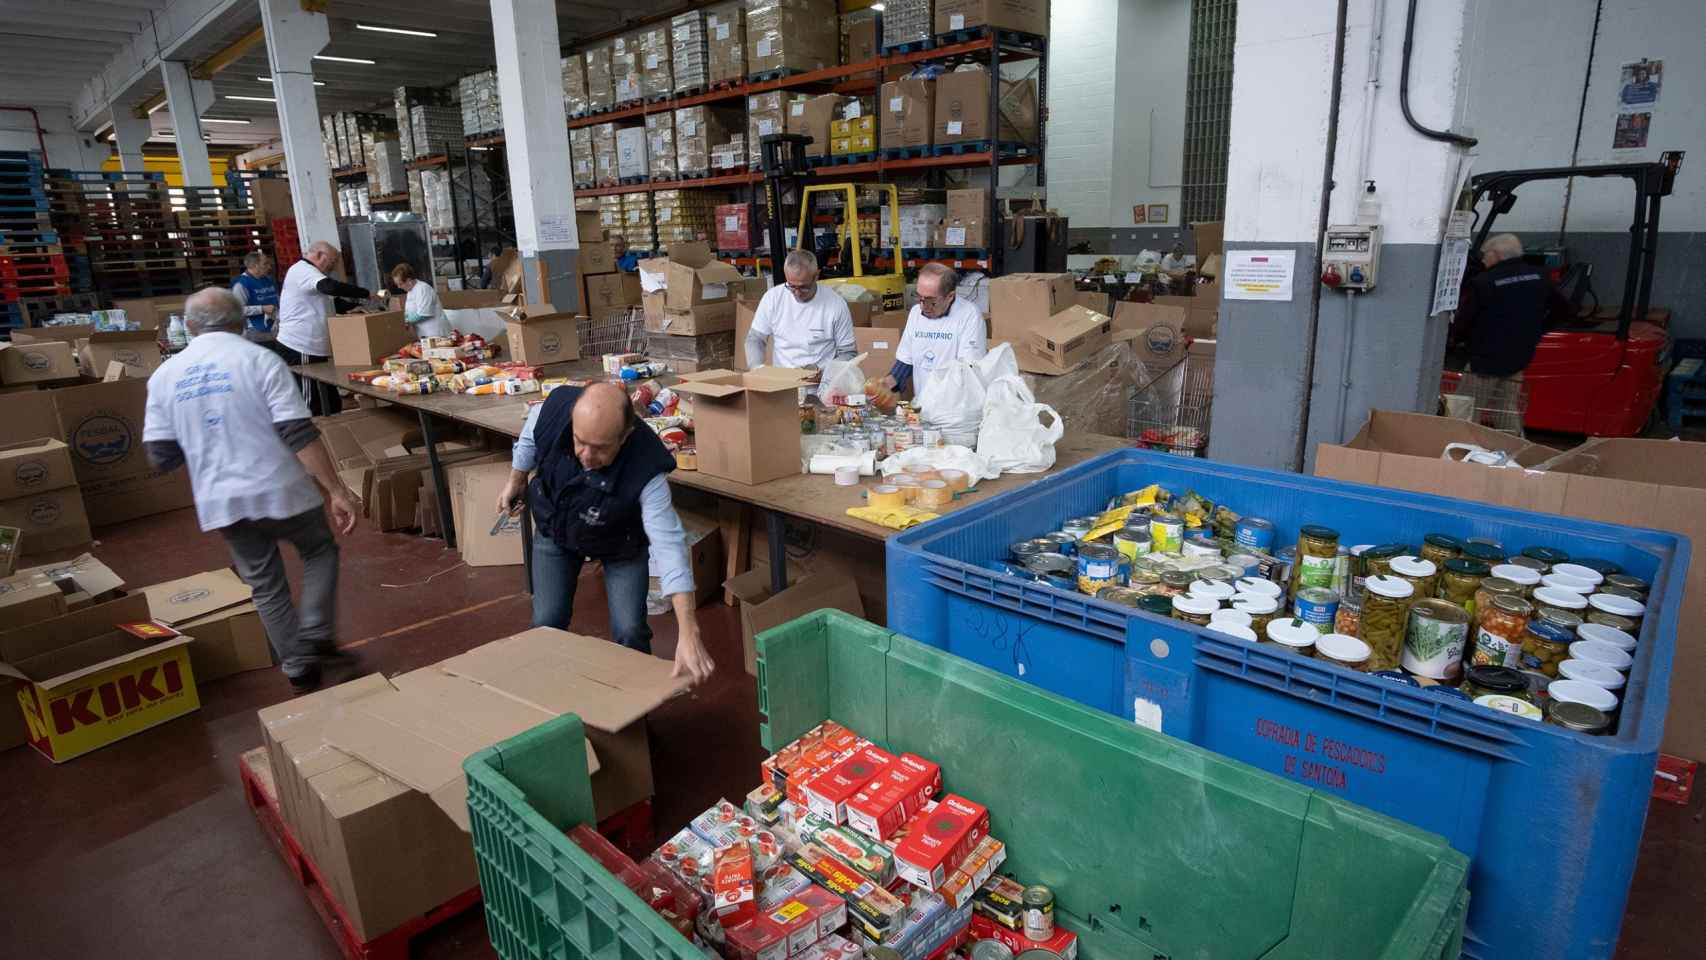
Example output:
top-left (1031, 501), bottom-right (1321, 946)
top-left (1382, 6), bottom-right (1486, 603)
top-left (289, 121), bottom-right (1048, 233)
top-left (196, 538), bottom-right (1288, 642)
top-left (274, 239), bottom-right (372, 414)
top-left (744, 248), bottom-right (856, 370)
top-left (391, 262), bottom-right (448, 338)
top-left (884, 263), bottom-right (987, 396)
top-left (143, 288), bottom-right (361, 696)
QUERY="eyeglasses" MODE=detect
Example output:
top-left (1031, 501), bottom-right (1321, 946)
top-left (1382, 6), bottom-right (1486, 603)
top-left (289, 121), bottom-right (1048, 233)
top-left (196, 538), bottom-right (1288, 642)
top-left (917, 294), bottom-right (952, 308)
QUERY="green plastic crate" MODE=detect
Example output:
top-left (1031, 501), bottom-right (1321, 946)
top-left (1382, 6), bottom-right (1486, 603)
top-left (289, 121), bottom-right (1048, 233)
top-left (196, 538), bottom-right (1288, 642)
top-left (466, 611), bottom-right (1470, 960)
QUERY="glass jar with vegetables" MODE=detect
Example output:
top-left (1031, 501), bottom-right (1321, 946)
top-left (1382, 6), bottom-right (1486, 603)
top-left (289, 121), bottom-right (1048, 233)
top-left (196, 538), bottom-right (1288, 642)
top-left (1471, 594), bottom-right (1533, 668)
top-left (1390, 555), bottom-right (1439, 600)
top-left (1360, 575), bottom-right (1415, 672)
top-left (1420, 533), bottom-right (1462, 568)
top-left (1519, 619), bottom-right (1574, 677)
top-left (1437, 558), bottom-right (1491, 613)
top-left (1289, 525), bottom-right (1341, 596)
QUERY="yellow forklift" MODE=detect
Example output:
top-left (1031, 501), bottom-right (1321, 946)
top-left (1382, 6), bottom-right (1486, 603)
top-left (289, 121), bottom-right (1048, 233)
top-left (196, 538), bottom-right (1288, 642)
top-left (761, 133), bottom-right (906, 312)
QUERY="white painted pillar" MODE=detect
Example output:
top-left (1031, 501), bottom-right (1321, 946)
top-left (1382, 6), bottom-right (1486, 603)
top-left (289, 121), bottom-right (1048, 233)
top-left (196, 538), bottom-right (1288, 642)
top-left (160, 61), bottom-right (215, 187)
top-left (491, 0), bottom-right (580, 308)
top-left (109, 107), bottom-right (151, 173)
top-left (258, 0), bottom-right (337, 249)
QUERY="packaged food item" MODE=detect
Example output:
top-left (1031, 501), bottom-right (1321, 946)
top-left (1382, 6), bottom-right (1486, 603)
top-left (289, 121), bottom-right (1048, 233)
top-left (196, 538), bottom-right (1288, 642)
top-left (1475, 694), bottom-right (1544, 721)
top-left (1549, 678), bottom-right (1619, 715)
top-left (939, 835), bottom-right (1007, 910)
top-left (724, 915), bottom-right (788, 960)
top-left (1547, 699), bottom-right (1611, 734)
top-left (1490, 563), bottom-right (1542, 596)
top-left (800, 816), bottom-right (896, 885)
top-left (1402, 598), bottom-right (1472, 682)
top-left (1234, 516), bottom-right (1276, 552)
top-left (1359, 574), bottom-right (1414, 672)
top-left (1170, 594), bottom-right (1218, 626)
top-left (1389, 555), bottom-right (1439, 600)
top-left (1586, 592), bottom-right (1645, 632)
top-left (795, 933), bottom-right (864, 960)
top-left (1518, 618), bottom-right (1574, 677)
top-left (1532, 586), bottom-right (1589, 622)
top-left (1471, 594), bottom-right (1532, 668)
top-left (713, 843), bottom-right (757, 928)
top-left (969, 913), bottom-right (1080, 960)
top-left (1333, 594), bottom-right (1362, 638)
top-left (1419, 533), bottom-right (1461, 567)
top-left (1076, 542), bottom-right (1122, 595)
top-left (788, 841), bottom-right (906, 941)
top-left (846, 752), bottom-right (942, 841)
top-left (755, 863), bottom-right (814, 910)
top-left (891, 793), bottom-right (989, 891)
top-left (1292, 586), bottom-right (1340, 634)
top-left (1463, 665), bottom-right (1532, 702)
top-left (655, 826), bottom-right (716, 884)
top-left (1290, 524), bottom-right (1340, 594)
top-left (804, 744), bottom-right (896, 823)
top-left (1263, 618), bottom-right (1318, 657)
top-left (974, 875), bottom-right (1027, 930)
top-left (1521, 545), bottom-right (1569, 569)
top-left (692, 798), bottom-right (759, 848)
top-left (746, 781), bottom-right (784, 824)
top-left (1437, 558), bottom-right (1490, 612)
top-left (1314, 632), bottom-right (1372, 671)
top-left (1148, 512), bottom-right (1183, 554)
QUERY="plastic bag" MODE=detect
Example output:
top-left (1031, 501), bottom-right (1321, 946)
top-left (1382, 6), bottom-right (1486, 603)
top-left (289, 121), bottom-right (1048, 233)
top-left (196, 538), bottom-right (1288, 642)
top-left (917, 359), bottom-right (985, 447)
top-left (974, 341), bottom-right (1019, 386)
top-left (818, 352), bottom-right (869, 405)
top-left (878, 444), bottom-right (998, 484)
top-left (978, 376), bottom-right (1063, 474)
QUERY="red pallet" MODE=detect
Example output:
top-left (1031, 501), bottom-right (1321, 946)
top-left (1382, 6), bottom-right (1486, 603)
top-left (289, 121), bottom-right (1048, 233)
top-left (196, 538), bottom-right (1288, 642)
top-left (0, 255), bottom-right (69, 280)
top-left (238, 749), bottom-right (483, 960)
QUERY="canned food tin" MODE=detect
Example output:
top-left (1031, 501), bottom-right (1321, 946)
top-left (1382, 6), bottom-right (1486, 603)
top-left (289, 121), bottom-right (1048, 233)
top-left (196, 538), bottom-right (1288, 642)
top-left (1225, 552), bottom-right (1263, 577)
top-left (969, 943), bottom-right (1015, 960)
top-left (1272, 546), bottom-right (1296, 588)
top-left (1025, 554), bottom-right (1075, 578)
top-left (1113, 525), bottom-right (1154, 564)
top-left (1021, 885), bottom-right (1055, 940)
top-left (1011, 538), bottom-right (1056, 562)
top-left (1061, 517), bottom-right (1094, 539)
top-left (1182, 534), bottom-right (1223, 559)
top-left (1150, 513), bottom-right (1184, 554)
top-left (1042, 532), bottom-right (1079, 556)
top-left (1077, 543), bottom-right (1122, 595)
top-left (1016, 952), bottom-right (1063, 960)
top-left (1403, 599), bottom-right (1472, 681)
top-left (1372, 669), bottom-right (1421, 687)
top-left (1292, 587), bottom-right (1340, 634)
top-left (1234, 516), bottom-right (1276, 552)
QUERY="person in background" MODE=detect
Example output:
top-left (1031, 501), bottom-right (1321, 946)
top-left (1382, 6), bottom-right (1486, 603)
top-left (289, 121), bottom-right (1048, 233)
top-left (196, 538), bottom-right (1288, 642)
top-left (614, 237), bottom-right (641, 273)
top-left (744, 249), bottom-right (855, 370)
top-left (143, 288), bottom-right (361, 696)
top-left (391, 263), bottom-right (448, 338)
top-left (231, 251), bottom-right (278, 342)
top-left (1449, 233), bottom-right (1573, 436)
top-left (495, 382), bottom-right (714, 685)
top-left (275, 240), bottom-right (371, 415)
top-left (479, 244), bottom-right (504, 289)
top-left (884, 263), bottom-right (987, 397)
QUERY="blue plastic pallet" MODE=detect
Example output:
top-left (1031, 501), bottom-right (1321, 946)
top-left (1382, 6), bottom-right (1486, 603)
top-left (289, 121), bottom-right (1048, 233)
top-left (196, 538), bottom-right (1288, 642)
top-left (887, 448), bottom-right (1687, 960)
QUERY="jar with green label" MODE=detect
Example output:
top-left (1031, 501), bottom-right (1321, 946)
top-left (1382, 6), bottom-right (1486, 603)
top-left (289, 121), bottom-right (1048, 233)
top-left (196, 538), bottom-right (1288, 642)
top-left (1437, 558), bottom-right (1491, 613)
top-left (1360, 574), bottom-right (1415, 672)
top-left (1389, 555), bottom-right (1439, 601)
top-left (1289, 525), bottom-right (1341, 596)
top-left (1420, 533), bottom-right (1462, 568)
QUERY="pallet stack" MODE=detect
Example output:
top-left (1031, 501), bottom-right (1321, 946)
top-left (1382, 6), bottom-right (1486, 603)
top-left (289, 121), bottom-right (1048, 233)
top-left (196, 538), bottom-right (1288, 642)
top-left (0, 151), bottom-right (73, 331)
top-left (46, 170), bottom-right (190, 303)
top-left (172, 186), bottom-right (273, 290)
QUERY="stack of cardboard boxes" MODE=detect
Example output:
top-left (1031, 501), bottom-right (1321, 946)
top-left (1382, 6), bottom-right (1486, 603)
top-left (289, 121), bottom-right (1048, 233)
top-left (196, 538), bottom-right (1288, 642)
top-left (987, 272), bottom-right (1116, 376)
top-left (880, 77), bottom-right (935, 151)
top-left (744, 0), bottom-right (840, 77)
top-left (0, 439), bottom-right (90, 554)
top-left (933, 188), bottom-right (988, 249)
top-left (638, 241), bottom-right (751, 371)
top-left (706, 1), bottom-right (746, 84)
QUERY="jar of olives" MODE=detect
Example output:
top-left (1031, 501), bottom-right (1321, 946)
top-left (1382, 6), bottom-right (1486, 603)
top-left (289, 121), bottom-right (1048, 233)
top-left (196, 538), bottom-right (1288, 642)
top-left (1463, 665), bottom-right (1533, 702)
top-left (1233, 593), bottom-right (1282, 637)
top-left (1171, 594), bottom-right (1218, 626)
top-left (1128, 568), bottom-right (1162, 593)
top-left (1314, 632), bottom-right (1372, 671)
top-left (1290, 525), bottom-right (1341, 595)
top-left (1587, 592), bottom-right (1645, 633)
top-left (1532, 586), bottom-right (1589, 622)
top-left (1362, 544), bottom-right (1407, 581)
top-left (1471, 594), bottom-right (1532, 668)
top-left (1360, 575), bottom-right (1415, 672)
top-left (1263, 618), bottom-right (1318, 657)
top-left (1333, 595), bottom-right (1362, 638)
top-left (1437, 558), bottom-right (1491, 613)
top-left (1389, 555), bottom-right (1439, 600)
top-left (1503, 555), bottom-right (1549, 576)
top-left (1585, 610), bottom-right (1637, 633)
top-left (1604, 573), bottom-right (1648, 597)
top-left (1461, 541), bottom-right (1505, 567)
top-left (1474, 576), bottom-right (1526, 613)
top-left (1519, 619), bottom-right (1575, 677)
top-left (1156, 569), bottom-right (1193, 597)
top-left (1521, 546), bottom-right (1570, 570)
top-left (1420, 533), bottom-right (1462, 568)
top-left (1546, 700), bottom-right (1611, 735)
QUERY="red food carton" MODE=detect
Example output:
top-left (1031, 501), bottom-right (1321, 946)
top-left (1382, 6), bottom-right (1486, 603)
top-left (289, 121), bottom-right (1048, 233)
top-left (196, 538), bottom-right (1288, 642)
top-left (804, 744), bottom-right (896, 823)
top-left (846, 753), bottom-right (942, 841)
top-left (970, 914), bottom-right (1080, 960)
top-left (714, 843), bottom-right (758, 928)
top-left (716, 202), bottom-right (752, 253)
top-left (797, 883), bottom-right (849, 941)
top-left (725, 915), bottom-right (790, 960)
top-left (891, 794), bottom-right (989, 891)
top-left (765, 895), bottom-right (820, 956)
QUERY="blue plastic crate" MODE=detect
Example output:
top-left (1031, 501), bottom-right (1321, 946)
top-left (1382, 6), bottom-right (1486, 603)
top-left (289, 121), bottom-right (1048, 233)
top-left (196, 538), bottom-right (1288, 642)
top-left (887, 448), bottom-right (1687, 960)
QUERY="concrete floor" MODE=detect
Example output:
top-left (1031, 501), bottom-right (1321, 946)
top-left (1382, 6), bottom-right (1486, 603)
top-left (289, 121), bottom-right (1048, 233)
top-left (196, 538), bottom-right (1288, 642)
top-left (0, 505), bottom-right (1700, 958)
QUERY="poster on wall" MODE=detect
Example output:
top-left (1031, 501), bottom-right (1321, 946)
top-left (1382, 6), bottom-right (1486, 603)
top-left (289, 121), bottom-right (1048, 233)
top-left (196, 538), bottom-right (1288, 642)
top-left (1223, 250), bottom-right (1296, 301)
top-left (1614, 112), bottom-right (1652, 150)
top-left (1617, 59), bottom-right (1662, 109)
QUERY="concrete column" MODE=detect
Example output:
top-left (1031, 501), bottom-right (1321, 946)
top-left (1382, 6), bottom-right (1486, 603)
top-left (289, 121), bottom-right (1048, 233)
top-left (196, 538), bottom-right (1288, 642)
top-left (109, 107), bottom-right (151, 173)
top-left (491, 0), bottom-right (580, 309)
top-left (258, 0), bottom-right (338, 250)
top-left (160, 61), bottom-right (215, 187)
top-left (1207, 0), bottom-right (1475, 471)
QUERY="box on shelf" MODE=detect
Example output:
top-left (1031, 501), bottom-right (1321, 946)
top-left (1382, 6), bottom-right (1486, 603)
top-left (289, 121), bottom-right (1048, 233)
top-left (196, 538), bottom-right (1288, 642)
top-left (671, 10), bottom-right (710, 93)
top-left (715, 203), bottom-right (753, 253)
top-left (747, 92), bottom-right (796, 168)
top-left (637, 23), bottom-right (673, 100)
top-left (591, 123), bottom-right (619, 185)
top-left (939, 188), bottom-right (989, 247)
top-left (787, 95), bottom-right (841, 157)
top-left (570, 126), bottom-right (596, 188)
top-left (846, 8), bottom-right (882, 60)
top-left (880, 0), bottom-right (931, 49)
top-left (670, 368), bottom-right (813, 485)
top-left (584, 43), bottom-right (616, 111)
top-left (561, 55), bottom-right (588, 115)
top-left (1024, 305), bottom-right (1114, 375)
top-left (935, 0), bottom-right (1050, 36)
top-left (329, 311), bottom-right (411, 367)
top-left (987, 272), bottom-right (1075, 344)
top-left (140, 567), bottom-right (270, 684)
top-left (706, 1), bottom-right (746, 85)
top-left (611, 34), bottom-right (642, 105)
top-left (744, 0), bottom-right (840, 78)
top-left (616, 125), bottom-right (650, 181)
top-left (880, 78), bottom-right (935, 150)
top-left (933, 66), bottom-right (1040, 145)
top-left (675, 105), bottom-right (737, 177)
top-left (500, 304), bottom-right (582, 367)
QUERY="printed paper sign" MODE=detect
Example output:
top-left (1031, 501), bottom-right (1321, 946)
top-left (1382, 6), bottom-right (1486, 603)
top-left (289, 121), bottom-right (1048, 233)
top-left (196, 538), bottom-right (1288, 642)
top-left (889, 97), bottom-right (904, 113)
top-left (846, 102), bottom-right (861, 118)
top-left (715, 24), bottom-right (729, 40)
top-left (946, 121), bottom-right (962, 135)
top-left (724, 216), bottom-right (740, 232)
top-left (1223, 250), bottom-right (1297, 301)
top-left (1430, 210), bottom-right (1474, 315)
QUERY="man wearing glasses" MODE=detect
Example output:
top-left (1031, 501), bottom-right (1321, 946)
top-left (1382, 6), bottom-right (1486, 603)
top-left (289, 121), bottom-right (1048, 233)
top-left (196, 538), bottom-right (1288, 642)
top-left (883, 263), bottom-right (987, 396)
top-left (744, 248), bottom-right (856, 370)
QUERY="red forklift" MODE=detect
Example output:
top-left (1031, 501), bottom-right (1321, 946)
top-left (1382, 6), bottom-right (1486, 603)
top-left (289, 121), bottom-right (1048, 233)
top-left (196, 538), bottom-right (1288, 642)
top-left (1451, 151), bottom-right (1683, 435)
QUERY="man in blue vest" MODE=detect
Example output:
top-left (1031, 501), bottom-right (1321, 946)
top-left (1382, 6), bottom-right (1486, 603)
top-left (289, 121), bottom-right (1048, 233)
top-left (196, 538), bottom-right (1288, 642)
top-left (231, 251), bottom-right (280, 342)
top-left (497, 381), bottom-right (714, 684)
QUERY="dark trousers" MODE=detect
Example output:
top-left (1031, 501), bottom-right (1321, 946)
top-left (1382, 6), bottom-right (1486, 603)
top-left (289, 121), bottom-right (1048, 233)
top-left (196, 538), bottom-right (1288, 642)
top-left (220, 507), bottom-right (340, 679)
top-left (529, 535), bottom-right (653, 654)
top-left (265, 340), bottom-right (340, 416)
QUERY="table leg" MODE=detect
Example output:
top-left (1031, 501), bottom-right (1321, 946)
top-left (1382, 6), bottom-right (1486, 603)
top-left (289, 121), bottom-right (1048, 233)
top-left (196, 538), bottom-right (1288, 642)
top-left (417, 410), bottom-right (458, 550)
top-left (521, 500), bottom-right (534, 594)
top-left (766, 509), bottom-right (787, 594)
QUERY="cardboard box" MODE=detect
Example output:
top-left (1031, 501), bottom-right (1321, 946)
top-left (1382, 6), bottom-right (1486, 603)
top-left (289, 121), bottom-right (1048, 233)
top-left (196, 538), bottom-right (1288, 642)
top-left (671, 369), bottom-right (810, 484)
top-left (110, 295), bottom-right (182, 330)
top-left (25, 379), bottom-right (193, 527)
top-left (140, 568), bottom-right (271, 684)
top-left (648, 300), bottom-right (738, 336)
top-left (1073, 290), bottom-right (1113, 316)
top-left (450, 461), bottom-right (523, 567)
top-left (78, 330), bottom-right (162, 380)
top-left (0, 340), bottom-right (77, 385)
top-left (436, 288), bottom-right (507, 310)
top-left (1312, 411), bottom-right (1706, 759)
top-left (804, 744), bottom-right (895, 823)
top-left (649, 519), bottom-right (724, 606)
top-left (725, 564), bottom-right (866, 675)
top-left (854, 328), bottom-right (902, 382)
top-left (640, 241), bottom-right (745, 311)
top-left (987, 272), bottom-right (1075, 344)
top-left (12, 552), bottom-right (124, 609)
top-left (501, 303), bottom-right (582, 366)
top-left (935, 0), bottom-right (1049, 36)
top-left (0, 487), bottom-right (90, 553)
top-left (891, 793), bottom-right (989, 890)
top-left (880, 78), bottom-right (935, 149)
top-left (579, 241), bottom-right (617, 275)
top-left (0, 593), bottom-right (198, 763)
top-left (787, 94), bottom-right (841, 157)
top-left (582, 271), bottom-right (641, 312)
top-left (847, 16), bottom-right (879, 62)
top-left (0, 582), bottom-right (77, 750)
top-left (1025, 306), bottom-right (1113, 375)
top-left (932, 68), bottom-right (1038, 144)
top-left (329, 311), bottom-right (411, 367)
top-left (0, 438), bottom-right (76, 499)
top-left (734, 300), bottom-right (764, 370)
top-left (1147, 290), bottom-right (1218, 338)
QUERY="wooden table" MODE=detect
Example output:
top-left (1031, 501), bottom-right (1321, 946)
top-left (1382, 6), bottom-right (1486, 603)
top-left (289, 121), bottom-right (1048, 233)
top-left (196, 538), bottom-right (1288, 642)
top-left (294, 361), bottom-right (1131, 592)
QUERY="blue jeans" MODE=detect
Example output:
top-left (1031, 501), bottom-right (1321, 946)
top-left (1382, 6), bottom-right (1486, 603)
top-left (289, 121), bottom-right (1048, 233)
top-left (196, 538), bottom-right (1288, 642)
top-left (530, 535), bottom-right (653, 654)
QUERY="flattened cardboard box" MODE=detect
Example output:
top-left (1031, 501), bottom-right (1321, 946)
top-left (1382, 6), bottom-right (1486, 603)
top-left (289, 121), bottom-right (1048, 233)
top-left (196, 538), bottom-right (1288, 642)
top-left (141, 568), bottom-right (271, 684)
top-left (450, 460), bottom-right (524, 567)
top-left (855, 327), bottom-right (903, 383)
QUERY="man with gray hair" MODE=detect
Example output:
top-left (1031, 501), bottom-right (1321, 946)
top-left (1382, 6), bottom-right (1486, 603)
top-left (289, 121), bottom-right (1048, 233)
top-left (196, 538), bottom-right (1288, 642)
top-left (1452, 232), bottom-right (1569, 378)
top-left (884, 262), bottom-right (986, 397)
top-left (744, 248), bottom-right (856, 370)
top-left (231, 251), bottom-right (278, 341)
top-left (144, 287), bottom-right (360, 695)
top-left (275, 240), bottom-right (372, 414)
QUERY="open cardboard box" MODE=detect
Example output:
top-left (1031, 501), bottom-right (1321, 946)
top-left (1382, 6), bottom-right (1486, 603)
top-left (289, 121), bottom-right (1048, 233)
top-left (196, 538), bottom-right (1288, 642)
top-left (0, 340), bottom-right (78, 385)
top-left (638, 241), bottom-right (744, 311)
top-left (725, 563), bottom-right (865, 675)
top-left (671, 368), bottom-right (813, 484)
top-left (78, 330), bottom-right (162, 380)
top-left (500, 302), bottom-right (582, 366)
top-left (329, 311), bottom-right (412, 367)
top-left (988, 272), bottom-right (1076, 345)
top-left (140, 567), bottom-right (271, 684)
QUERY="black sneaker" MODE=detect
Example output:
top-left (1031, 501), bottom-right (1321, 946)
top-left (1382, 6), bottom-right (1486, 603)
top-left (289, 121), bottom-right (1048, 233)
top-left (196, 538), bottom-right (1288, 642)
top-left (313, 648), bottom-right (367, 685)
top-left (289, 667), bottom-right (323, 696)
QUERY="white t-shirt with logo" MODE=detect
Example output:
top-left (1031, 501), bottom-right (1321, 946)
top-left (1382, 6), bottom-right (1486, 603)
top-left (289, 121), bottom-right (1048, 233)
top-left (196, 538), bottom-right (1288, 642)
top-left (276, 259), bottom-right (332, 357)
top-left (404, 282), bottom-right (448, 338)
top-left (749, 283), bottom-right (855, 369)
top-left (896, 295), bottom-right (988, 396)
top-left (143, 332), bottom-right (323, 532)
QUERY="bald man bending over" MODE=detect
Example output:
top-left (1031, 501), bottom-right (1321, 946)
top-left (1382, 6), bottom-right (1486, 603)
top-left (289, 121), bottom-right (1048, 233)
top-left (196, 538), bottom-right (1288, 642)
top-left (498, 382), bottom-right (714, 684)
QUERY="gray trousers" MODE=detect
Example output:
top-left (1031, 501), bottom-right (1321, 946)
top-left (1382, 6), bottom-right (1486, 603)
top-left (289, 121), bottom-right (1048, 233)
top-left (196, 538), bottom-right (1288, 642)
top-left (220, 507), bottom-right (340, 678)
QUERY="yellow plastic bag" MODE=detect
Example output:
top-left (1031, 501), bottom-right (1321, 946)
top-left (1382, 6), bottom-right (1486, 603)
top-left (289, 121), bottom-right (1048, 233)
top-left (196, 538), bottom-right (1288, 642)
top-left (846, 505), bottom-right (940, 530)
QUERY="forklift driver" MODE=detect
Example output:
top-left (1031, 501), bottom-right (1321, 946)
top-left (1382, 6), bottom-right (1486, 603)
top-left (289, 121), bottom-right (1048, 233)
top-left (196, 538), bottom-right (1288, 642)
top-left (1451, 233), bottom-right (1572, 378)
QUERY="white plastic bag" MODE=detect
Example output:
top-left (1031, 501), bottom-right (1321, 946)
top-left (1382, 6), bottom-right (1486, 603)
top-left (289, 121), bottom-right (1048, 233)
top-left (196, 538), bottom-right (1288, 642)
top-left (877, 444), bottom-right (998, 484)
top-left (974, 341), bottom-right (1019, 386)
top-left (977, 376), bottom-right (1063, 474)
top-left (918, 359), bottom-right (986, 447)
top-left (818, 352), bottom-right (869, 403)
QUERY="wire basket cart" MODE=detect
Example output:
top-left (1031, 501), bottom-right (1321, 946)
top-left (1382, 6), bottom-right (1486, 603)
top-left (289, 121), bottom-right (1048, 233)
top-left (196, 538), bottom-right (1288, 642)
top-left (1127, 346), bottom-right (1214, 456)
top-left (576, 306), bottom-right (645, 357)
top-left (1439, 370), bottom-right (1528, 436)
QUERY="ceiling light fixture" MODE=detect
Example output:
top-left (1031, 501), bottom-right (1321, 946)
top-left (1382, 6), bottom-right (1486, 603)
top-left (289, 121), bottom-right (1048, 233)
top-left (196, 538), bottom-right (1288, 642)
top-left (314, 55), bottom-right (376, 65)
top-left (871, 2), bottom-right (885, 9)
top-left (225, 95), bottom-right (277, 103)
top-left (257, 75), bottom-right (326, 86)
top-left (201, 117), bottom-right (254, 125)
top-left (356, 24), bottom-right (438, 38)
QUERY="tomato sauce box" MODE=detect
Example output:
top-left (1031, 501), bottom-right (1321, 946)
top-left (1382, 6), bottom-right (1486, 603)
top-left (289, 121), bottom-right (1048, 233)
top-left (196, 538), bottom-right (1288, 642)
top-left (937, 836), bottom-right (1006, 910)
top-left (713, 843), bottom-right (757, 928)
top-left (892, 794), bottom-right (989, 891)
top-left (746, 781), bottom-right (785, 824)
top-left (846, 753), bottom-right (941, 841)
top-left (797, 884), bottom-right (848, 941)
top-left (803, 744), bottom-right (895, 823)
top-left (796, 933), bottom-right (863, 960)
top-left (764, 895), bottom-right (821, 955)
top-left (724, 915), bottom-right (789, 960)
top-left (693, 798), bottom-right (761, 849)
top-left (654, 827), bottom-right (715, 886)
top-left (969, 913), bottom-right (1080, 960)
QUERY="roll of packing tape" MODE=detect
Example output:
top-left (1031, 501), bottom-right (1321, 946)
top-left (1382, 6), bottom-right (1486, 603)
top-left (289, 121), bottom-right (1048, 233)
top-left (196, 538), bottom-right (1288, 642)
top-left (890, 473), bottom-right (917, 487)
top-left (889, 475), bottom-right (922, 501)
top-left (833, 464), bottom-right (861, 486)
top-left (675, 449), bottom-right (698, 470)
top-left (868, 485), bottom-right (908, 510)
top-left (939, 469), bottom-right (970, 493)
top-left (911, 469), bottom-right (943, 483)
top-left (915, 479), bottom-right (954, 508)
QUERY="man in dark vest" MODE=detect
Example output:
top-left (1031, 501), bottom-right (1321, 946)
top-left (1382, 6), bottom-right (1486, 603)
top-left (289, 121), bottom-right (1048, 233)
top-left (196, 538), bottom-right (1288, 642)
top-left (1453, 233), bottom-right (1571, 377)
top-left (231, 251), bottom-right (280, 342)
top-left (497, 382), bottom-right (714, 684)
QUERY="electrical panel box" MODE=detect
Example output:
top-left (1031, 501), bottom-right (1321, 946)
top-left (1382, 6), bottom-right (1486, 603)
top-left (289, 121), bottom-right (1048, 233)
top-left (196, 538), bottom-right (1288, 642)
top-left (1322, 224), bottom-right (1381, 292)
